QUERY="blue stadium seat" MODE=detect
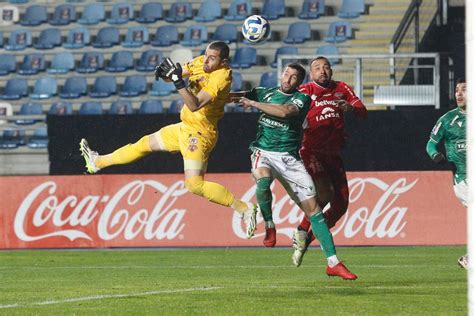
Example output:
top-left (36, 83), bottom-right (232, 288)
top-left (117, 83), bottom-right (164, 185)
top-left (135, 50), bottom-right (163, 72)
top-left (20, 5), bottom-right (47, 26)
top-left (78, 3), bottom-right (105, 25)
top-left (19, 53), bottom-right (45, 75)
top-left (231, 72), bottom-right (243, 91)
top-left (119, 75), bottom-right (147, 97)
top-left (2, 78), bottom-right (28, 100)
top-left (324, 21), bottom-right (352, 42)
top-left (35, 28), bottom-right (62, 49)
top-left (316, 45), bottom-right (340, 64)
top-left (284, 22), bottom-right (311, 44)
top-left (271, 46), bottom-right (299, 68)
top-left (92, 27), bottom-right (120, 48)
top-left (150, 80), bottom-right (176, 96)
top-left (139, 100), bottom-right (163, 114)
top-left (31, 77), bottom-right (57, 99)
top-left (15, 102), bottom-right (43, 125)
top-left (224, 0), bottom-right (252, 21)
top-left (77, 52), bottom-right (104, 73)
top-left (28, 126), bottom-right (48, 149)
top-left (50, 4), bottom-right (76, 25)
top-left (59, 76), bottom-right (87, 99)
top-left (211, 24), bottom-right (237, 43)
top-left (6, 29), bottom-right (32, 50)
top-left (10, 0), bottom-right (28, 3)
top-left (49, 102), bottom-right (73, 115)
top-left (48, 52), bottom-right (75, 74)
top-left (262, 0), bottom-right (285, 20)
top-left (109, 100), bottom-right (133, 114)
top-left (167, 100), bottom-right (183, 113)
top-left (0, 54), bottom-right (16, 75)
top-left (151, 25), bottom-right (179, 47)
top-left (136, 2), bottom-right (163, 23)
top-left (105, 51), bottom-right (134, 72)
top-left (259, 71), bottom-right (278, 88)
top-left (299, 0), bottom-right (325, 19)
top-left (195, 0), bottom-right (221, 22)
top-left (338, 0), bottom-right (365, 18)
top-left (63, 27), bottom-right (90, 49)
top-left (180, 25), bottom-right (208, 46)
top-left (79, 102), bottom-right (103, 115)
top-left (107, 3), bottom-right (134, 24)
top-left (90, 76), bottom-right (117, 98)
top-left (0, 128), bottom-right (26, 148)
top-left (122, 26), bottom-right (149, 48)
top-left (165, 2), bottom-right (192, 23)
top-left (230, 47), bottom-right (257, 69)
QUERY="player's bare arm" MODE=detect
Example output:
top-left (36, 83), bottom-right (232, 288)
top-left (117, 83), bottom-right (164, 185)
top-left (239, 97), bottom-right (299, 118)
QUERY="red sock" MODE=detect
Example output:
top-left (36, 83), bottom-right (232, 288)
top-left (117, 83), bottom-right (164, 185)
top-left (298, 215), bottom-right (311, 231)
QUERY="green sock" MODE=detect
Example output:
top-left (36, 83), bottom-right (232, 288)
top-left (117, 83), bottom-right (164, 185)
top-left (309, 212), bottom-right (336, 258)
top-left (256, 177), bottom-right (273, 221)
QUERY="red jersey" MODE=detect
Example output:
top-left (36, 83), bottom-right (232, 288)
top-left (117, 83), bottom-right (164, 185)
top-left (298, 80), bottom-right (367, 154)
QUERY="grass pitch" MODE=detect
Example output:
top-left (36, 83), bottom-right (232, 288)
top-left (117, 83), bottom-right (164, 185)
top-left (0, 246), bottom-right (467, 315)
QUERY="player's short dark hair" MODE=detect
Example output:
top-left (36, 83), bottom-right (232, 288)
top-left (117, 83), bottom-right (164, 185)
top-left (208, 41), bottom-right (230, 60)
top-left (310, 56), bottom-right (331, 68)
top-left (456, 77), bottom-right (465, 85)
top-left (286, 62), bottom-right (306, 83)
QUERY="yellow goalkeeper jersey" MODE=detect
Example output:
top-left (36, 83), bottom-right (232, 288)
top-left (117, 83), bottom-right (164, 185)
top-left (180, 55), bottom-right (232, 134)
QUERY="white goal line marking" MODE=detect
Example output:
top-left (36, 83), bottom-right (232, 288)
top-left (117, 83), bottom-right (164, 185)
top-left (0, 286), bottom-right (223, 310)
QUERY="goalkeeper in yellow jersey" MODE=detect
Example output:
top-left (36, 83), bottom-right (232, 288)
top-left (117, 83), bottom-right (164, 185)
top-left (79, 41), bottom-right (258, 238)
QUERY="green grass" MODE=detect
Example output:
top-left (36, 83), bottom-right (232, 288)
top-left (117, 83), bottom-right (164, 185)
top-left (0, 246), bottom-right (467, 315)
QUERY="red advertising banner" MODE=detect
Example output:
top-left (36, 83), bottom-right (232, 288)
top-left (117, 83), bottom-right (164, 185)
top-left (0, 171), bottom-right (466, 249)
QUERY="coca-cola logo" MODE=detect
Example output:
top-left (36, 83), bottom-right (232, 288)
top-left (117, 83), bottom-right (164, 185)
top-left (14, 180), bottom-right (188, 242)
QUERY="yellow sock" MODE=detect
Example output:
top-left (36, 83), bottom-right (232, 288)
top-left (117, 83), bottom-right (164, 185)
top-left (185, 176), bottom-right (235, 207)
top-left (96, 135), bottom-right (152, 169)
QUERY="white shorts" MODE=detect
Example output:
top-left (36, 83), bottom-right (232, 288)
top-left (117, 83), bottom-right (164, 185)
top-left (453, 179), bottom-right (467, 207)
top-left (251, 148), bottom-right (317, 203)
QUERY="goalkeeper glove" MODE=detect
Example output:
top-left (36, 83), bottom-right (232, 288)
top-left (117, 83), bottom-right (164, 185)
top-left (432, 152), bottom-right (447, 164)
top-left (154, 64), bottom-right (164, 81)
top-left (159, 58), bottom-right (186, 90)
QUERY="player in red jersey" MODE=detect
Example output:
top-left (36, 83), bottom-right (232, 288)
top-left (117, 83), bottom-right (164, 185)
top-left (291, 56), bottom-right (367, 267)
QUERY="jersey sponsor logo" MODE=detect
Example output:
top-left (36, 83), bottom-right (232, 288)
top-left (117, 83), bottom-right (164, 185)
top-left (314, 99), bottom-right (338, 107)
top-left (456, 140), bottom-right (466, 151)
top-left (292, 98), bottom-right (304, 109)
top-left (259, 115), bottom-right (289, 130)
top-left (315, 107), bottom-right (340, 121)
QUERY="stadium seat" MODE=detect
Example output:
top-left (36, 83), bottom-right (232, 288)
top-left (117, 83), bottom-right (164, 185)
top-left (79, 102), bottom-right (103, 115)
top-left (136, 2), bottom-right (163, 23)
top-left (135, 50), bottom-right (163, 72)
top-left (167, 100), bottom-right (183, 113)
top-left (48, 52), bottom-right (75, 74)
top-left (230, 47), bottom-right (257, 69)
top-left (165, 2), bottom-right (192, 23)
top-left (15, 102), bottom-right (43, 125)
top-left (170, 48), bottom-right (193, 65)
top-left (0, 54), bottom-right (17, 75)
top-left (231, 72), bottom-right (243, 91)
top-left (119, 75), bottom-right (147, 97)
top-left (6, 29), bottom-right (32, 50)
top-left (316, 45), bottom-right (340, 64)
top-left (181, 25), bottom-right (208, 46)
top-left (9, 0), bottom-right (28, 3)
top-left (0, 6), bottom-right (20, 25)
top-left (324, 21), bottom-right (352, 42)
top-left (20, 5), bottom-right (47, 26)
top-left (0, 32), bottom-right (4, 48)
top-left (49, 102), bottom-right (73, 115)
top-left (31, 77), bottom-right (57, 99)
top-left (90, 76), bottom-right (117, 98)
top-left (139, 100), bottom-right (164, 114)
top-left (122, 26), bottom-right (149, 48)
top-left (63, 27), bottom-right (90, 49)
top-left (298, 0), bottom-right (325, 19)
top-left (109, 100), bottom-right (133, 114)
top-left (262, 0), bottom-right (285, 20)
top-left (224, 0), bottom-right (252, 21)
top-left (50, 4), bottom-right (76, 25)
top-left (35, 28), bottom-right (62, 49)
top-left (0, 128), bottom-right (26, 148)
top-left (59, 76), bottom-right (87, 99)
top-left (107, 3), bottom-right (134, 24)
top-left (260, 71), bottom-right (278, 88)
top-left (338, 0), bottom-right (365, 18)
top-left (284, 22), bottom-right (311, 44)
top-left (19, 53), bottom-right (45, 75)
top-left (77, 52), bottom-right (104, 73)
top-left (78, 3), bottom-right (105, 25)
top-left (2, 78), bottom-right (28, 100)
top-left (195, 0), bottom-right (221, 22)
top-left (271, 46), bottom-right (299, 68)
top-left (28, 126), bottom-right (48, 149)
top-left (150, 80), bottom-right (176, 96)
top-left (151, 25), bottom-right (179, 47)
top-left (211, 24), bottom-right (237, 43)
top-left (92, 27), bottom-right (120, 48)
top-left (0, 102), bottom-right (13, 124)
top-left (105, 51), bottom-right (134, 72)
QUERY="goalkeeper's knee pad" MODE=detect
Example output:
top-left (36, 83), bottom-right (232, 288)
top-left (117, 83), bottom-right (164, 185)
top-left (184, 176), bottom-right (204, 196)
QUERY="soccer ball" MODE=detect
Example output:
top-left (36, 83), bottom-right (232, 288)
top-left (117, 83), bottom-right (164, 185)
top-left (242, 15), bottom-right (270, 43)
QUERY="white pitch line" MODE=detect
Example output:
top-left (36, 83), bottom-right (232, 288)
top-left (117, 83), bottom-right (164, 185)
top-left (0, 286), bottom-right (223, 310)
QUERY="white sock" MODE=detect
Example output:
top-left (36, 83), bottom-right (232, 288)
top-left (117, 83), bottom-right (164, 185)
top-left (327, 255), bottom-right (340, 268)
top-left (265, 221), bottom-right (275, 228)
